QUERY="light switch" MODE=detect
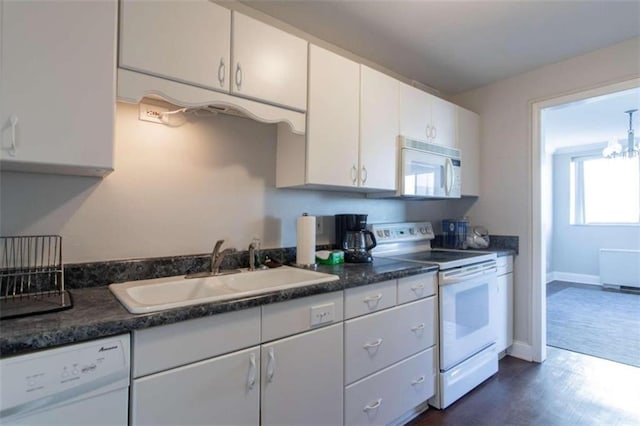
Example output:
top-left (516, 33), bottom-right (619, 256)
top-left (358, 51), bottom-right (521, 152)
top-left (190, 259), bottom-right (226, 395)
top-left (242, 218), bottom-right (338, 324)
top-left (310, 303), bottom-right (335, 326)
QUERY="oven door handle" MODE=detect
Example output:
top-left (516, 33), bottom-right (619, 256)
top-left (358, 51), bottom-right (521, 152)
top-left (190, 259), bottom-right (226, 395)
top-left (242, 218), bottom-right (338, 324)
top-left (440, 268), bottom-right (496, 286)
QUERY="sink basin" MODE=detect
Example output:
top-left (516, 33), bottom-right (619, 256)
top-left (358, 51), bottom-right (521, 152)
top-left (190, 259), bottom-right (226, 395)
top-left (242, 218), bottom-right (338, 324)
top-left (109, 266), bottom-right (340, 314)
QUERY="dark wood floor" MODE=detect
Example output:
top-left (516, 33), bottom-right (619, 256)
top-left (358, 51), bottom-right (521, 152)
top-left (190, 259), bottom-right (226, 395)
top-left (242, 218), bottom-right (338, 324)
top-left (409, 347), bottom-right (640, 425)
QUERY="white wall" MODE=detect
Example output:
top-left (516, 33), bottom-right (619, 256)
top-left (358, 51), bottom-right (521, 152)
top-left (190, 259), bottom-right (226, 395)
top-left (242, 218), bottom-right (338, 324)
top-left (552, 151), bottom-right (640, 277)
top-left (452, 37), bottom-right (640, 356)
top-left (0, 102), bottom-right (470, 263)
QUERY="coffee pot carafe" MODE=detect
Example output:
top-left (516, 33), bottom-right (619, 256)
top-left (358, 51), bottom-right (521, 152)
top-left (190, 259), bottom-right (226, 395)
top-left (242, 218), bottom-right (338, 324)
top-left (334, 214), bottom-right (377, 263)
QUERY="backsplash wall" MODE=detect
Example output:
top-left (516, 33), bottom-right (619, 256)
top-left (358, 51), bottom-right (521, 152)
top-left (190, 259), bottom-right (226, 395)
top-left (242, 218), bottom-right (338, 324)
top-left (0, 102), bottom-right (473, 263)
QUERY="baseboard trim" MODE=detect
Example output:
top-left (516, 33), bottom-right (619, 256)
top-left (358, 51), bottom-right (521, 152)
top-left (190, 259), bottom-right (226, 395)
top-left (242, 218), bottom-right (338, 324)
top-left (547, 271), bottom-right (600, 286)
top-left (507, 340), bottom-right (533, 361)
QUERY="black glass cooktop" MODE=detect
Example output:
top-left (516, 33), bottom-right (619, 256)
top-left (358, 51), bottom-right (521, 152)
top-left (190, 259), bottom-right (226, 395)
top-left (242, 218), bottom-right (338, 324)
top-left (393, 250), bottom-right (489, 264)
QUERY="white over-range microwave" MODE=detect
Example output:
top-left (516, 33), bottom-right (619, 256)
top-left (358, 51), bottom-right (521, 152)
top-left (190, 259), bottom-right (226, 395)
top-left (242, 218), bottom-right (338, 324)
top-left (398, 136), bottom-right (461, 198)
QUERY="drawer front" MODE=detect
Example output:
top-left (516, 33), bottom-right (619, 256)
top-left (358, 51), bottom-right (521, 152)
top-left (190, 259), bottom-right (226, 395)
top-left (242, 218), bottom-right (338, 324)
top-left (397, 273), bottom-right (436, 304)
top-left (262, 291), bottom-right (344, 342)
top-left (133, 307), bottom-right (260, 378)
top-left (497, 255), bottom-right (513, 275)
top-left (344, 280), bottom-right (397, 319)
top-left (344, 347), bottom-right (435, 426)
top-left (344, 297), bottom-right (436, 384)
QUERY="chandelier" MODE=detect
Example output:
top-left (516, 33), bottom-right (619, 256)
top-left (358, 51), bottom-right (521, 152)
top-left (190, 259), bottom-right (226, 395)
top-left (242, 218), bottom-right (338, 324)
top-left (603, 109), bottom-right (638, 158)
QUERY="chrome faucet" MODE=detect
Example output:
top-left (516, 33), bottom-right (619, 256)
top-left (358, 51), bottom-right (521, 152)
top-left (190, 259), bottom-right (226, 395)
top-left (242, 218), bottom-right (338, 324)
top-left (211, 245), bottom-right (236, 275)
top-left (248, 238), bottom-right (267, 271)
top-left (248, 241), bottom-right (258, 271)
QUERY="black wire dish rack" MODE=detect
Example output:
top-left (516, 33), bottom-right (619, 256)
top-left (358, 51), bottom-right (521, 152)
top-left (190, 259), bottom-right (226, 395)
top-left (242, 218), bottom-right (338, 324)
top-left (0, 235), bottom-right (73, 320)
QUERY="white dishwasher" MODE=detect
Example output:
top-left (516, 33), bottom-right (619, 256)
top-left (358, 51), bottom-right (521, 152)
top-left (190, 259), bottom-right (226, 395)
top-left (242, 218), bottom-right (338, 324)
top-left (0, 334), bottom-right (130, 425)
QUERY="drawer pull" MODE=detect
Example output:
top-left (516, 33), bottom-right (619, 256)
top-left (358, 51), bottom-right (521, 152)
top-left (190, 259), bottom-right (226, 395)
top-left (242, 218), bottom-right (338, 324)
top-left (363, 338), bottom-right (383, 350)
top-left (363, 398), bottom-right (382, 412)
top-left (247, 353), bottom-right (257, 389)
top-left (411, 323), bottom-right (425, 332)
top-left (411, 284), bottom-right (425, 293)
top-left (411, 375), bottom-right (426, 386)
top-left (266, 347), bottom-right (276, 383)
top-left (363, 293), bottom-right (383, 306)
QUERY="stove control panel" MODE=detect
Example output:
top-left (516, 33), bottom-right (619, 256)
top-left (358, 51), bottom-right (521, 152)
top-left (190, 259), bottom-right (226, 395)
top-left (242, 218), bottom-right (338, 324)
top-left (369, 222), bottom-right (435, 243)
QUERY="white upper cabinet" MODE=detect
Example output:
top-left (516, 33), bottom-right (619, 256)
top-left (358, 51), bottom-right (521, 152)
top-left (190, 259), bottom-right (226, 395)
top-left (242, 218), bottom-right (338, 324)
top-left (399, 83), bottom-right (457, 148)
top-left (399, 82), bottom-right (432, 143)
top-left (359, 66), bottom-right (398, 191)
top-left (306, 45), bottom-right (360, 187)
top-left (119, 0), bottom-right (230, 92)
top-left (431, 96), bottom-right (458, 148)
top-left (457, 107), bottom-right (480, 196)
top-left (0, 0), bottom-right (116, 176)
top-left (232, 12), bottom-right (308, 112)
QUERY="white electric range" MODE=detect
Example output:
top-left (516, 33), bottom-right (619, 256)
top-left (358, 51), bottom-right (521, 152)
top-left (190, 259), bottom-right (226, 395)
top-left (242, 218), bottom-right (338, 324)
top-left (369, 221), bottom-right (499, 409)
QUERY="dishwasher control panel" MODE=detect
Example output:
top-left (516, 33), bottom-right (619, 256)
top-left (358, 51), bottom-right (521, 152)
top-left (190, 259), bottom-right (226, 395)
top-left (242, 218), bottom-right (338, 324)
top-left (0, 334), bottom-right (130, 413)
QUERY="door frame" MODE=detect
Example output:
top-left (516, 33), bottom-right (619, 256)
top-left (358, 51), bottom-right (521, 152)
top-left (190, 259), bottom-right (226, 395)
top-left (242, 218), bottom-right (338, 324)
top-left (530, 77), bottom-right (640, 362)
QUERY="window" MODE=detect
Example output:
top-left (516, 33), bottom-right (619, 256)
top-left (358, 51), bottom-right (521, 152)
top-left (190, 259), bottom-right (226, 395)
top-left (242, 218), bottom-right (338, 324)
top-left (570, 154), bottom-right (640, 224)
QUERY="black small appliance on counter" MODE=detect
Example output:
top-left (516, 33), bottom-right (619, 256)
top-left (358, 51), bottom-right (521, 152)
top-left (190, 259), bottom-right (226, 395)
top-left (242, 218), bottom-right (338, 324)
top-left (334, 214), bottom-right (377, 263)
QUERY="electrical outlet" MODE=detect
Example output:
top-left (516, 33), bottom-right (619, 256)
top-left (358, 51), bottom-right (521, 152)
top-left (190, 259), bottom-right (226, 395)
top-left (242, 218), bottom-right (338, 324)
top-left (310, 303), bottom-right (335, 326)
top-left (139, 102), bottom-right (169, 124)
top-left (316, 217), bottom-right (324, 234)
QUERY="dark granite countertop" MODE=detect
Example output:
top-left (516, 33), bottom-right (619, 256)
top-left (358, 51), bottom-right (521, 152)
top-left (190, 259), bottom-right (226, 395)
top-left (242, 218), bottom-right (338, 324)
top-left (0, 258), bottom-right (437, 357)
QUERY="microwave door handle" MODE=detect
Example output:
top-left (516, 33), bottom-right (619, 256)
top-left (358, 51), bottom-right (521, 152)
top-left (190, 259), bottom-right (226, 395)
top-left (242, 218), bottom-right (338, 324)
top-left (444, 158), bottom-right (454, 195)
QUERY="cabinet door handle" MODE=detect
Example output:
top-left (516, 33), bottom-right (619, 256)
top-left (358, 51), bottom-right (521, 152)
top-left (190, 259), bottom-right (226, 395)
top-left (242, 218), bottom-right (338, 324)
top-left (363, 293), bottom-right (382, 303)
top-left (411, 283), bottom-right (425, 294)
top-left (7, 115), bottom-right (18, 157)
top-left (363, 398), bottom-right (382, 412)
top-left (425, 124), bottom-right (432, 140)
top-left (363, 338), bottom-right (383, 350)
top-left (266, 347), bottom-right (276, 382)
top-left (218, 58), bottom-right (226, 87)
top-left (247, 352), bottom-right (257, 389)
top-left (431, 125), bottom-right (437, 140)
top-left (411, 323), bottom-right (425, 332)
top-left (411, 375), bottom-right (426, 386)
top-left (235, 63), bottom-right (242, 89)
top-left (361, 165), bottom-right (368, 184)
top-left (351, 164), bottom-right (357, 185)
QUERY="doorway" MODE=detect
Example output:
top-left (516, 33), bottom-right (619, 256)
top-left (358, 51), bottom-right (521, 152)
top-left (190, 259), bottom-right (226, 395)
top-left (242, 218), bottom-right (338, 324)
top-left (531, 78), bottom-right (640, 365)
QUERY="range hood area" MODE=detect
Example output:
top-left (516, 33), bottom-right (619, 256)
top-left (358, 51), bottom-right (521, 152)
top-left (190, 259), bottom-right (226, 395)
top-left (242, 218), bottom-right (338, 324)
top-left (117, 68), bottom-right (306, 135)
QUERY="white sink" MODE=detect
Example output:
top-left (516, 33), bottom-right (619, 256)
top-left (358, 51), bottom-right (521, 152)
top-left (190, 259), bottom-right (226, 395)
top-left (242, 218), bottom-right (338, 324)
top-left (109, 266), bottom-right (340, 314)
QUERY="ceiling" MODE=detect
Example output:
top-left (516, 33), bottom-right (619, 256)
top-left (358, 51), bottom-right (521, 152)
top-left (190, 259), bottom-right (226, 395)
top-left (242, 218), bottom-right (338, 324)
top-left (544, 87), bottom-right (640, 152)
top-left (241, 0), bottom-right (640, 95)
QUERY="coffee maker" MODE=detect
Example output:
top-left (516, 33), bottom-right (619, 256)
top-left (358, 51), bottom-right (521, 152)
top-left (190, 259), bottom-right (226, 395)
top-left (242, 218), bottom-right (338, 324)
top-left (334, 214), bottom-right (377, 263)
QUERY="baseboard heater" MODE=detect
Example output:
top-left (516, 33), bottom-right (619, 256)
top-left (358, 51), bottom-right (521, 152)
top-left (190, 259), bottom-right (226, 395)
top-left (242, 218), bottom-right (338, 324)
top-left (599, 249), bottom-right (640, 288)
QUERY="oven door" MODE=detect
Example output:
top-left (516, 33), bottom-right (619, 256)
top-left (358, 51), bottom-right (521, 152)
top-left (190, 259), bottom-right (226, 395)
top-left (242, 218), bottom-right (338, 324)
top-left (439, 269), bottom-right (497, 371)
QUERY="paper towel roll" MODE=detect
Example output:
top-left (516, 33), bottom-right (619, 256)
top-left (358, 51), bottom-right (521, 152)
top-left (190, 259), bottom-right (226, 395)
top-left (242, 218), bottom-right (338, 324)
top-left (296, 214), bottom-right (316, 266)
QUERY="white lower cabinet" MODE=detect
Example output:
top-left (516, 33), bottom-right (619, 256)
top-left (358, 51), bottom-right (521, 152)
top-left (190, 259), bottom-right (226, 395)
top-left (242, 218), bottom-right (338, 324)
top-left (345, 297), bottom-right (436, 384)
top-left (131, 346), bottom-right (260, 426)
top-left (495, 255), bottom-right (514, 353)
top-left (129, 275), bottom-right (438, 425)
top-left (345, 347), bottom-right (435, 426)
top-left (261, 323), bottom-right (344, 426)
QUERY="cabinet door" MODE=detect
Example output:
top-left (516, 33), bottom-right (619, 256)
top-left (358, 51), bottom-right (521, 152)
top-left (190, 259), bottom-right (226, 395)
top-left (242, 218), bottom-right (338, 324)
top-left (306, 45), bottom-right (360, 187)
top-left (399, 82), bottom-right (432, 142)
top-left (359, 66), bottom-right (398, 190)
top-left (131, 346), bottom-right (260, 426)
top-left (119, 0), bottom-right (230, 92)
top-left (430, 95), bottom-right (458, 148)
top-left (232, 12), bottom-right (307, 111)
top-left (495, 272), bottom-right (514, 353)
top-left (261, 324), bottom-right (343, 426)
top-left (0, 0), bottom-right (115, 175)
top-left (458, 107), bottom-right (480, 196)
